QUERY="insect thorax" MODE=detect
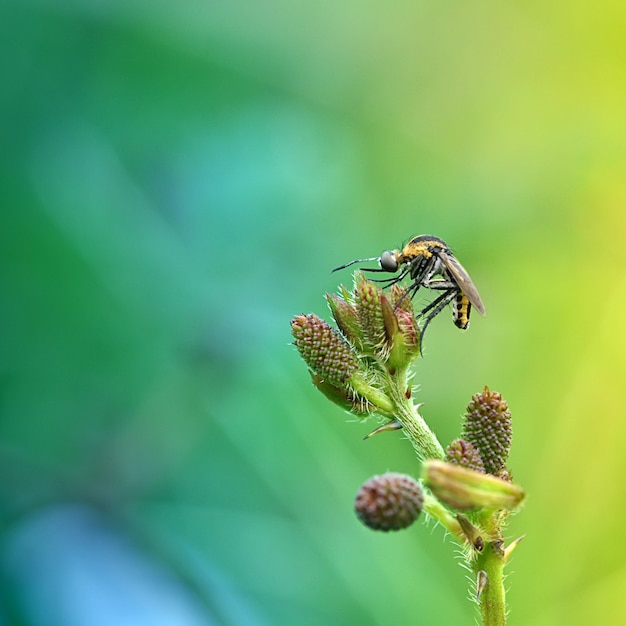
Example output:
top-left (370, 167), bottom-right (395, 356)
top-left (399, 236), bottom-right (450, 263)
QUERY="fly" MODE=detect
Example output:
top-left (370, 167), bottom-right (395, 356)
top-left (333, 235), bottom-right (485, 338)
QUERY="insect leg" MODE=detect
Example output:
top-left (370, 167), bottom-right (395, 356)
top-left (418, 289), bottom-right (459, 343)
top-left (418, 288), bottom-right (457, 317)
top-left (368, 265), bottom-right (412, 286)
top-left (358, 267), bottom-right (393, 273)
top-left (422, 278), bottom-right (457, 291)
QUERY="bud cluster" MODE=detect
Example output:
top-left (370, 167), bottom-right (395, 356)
top-left (291, 274), bottom-right (422, 418)
top-left (430, 388), bottom-right (522, 513)
top-left (327, 274), bottom-right (420, 367)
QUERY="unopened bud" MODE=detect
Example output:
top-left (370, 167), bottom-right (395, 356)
top-left (291, 314), bottom-right (358, 386)
top-left (326, 289), bottom-right (364, 348)
top-left (355, 473), bottom-right (424, 531)
top-left (354, 274), bottom-right (388, 356)
top-left (445, 439), bottom-right (485, 473)
top-left (388, 284), bottom-right (413, 314)
top-left (462, 386), bottom-right (512, 475)
top-left (423, 460), bottom-right (525, 512)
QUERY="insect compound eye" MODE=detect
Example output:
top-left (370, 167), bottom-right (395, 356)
top-left (379, 251), bottom-right (398, 272)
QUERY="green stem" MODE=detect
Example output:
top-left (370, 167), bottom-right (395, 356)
top-left (422, 491), bottom-right (464, 541)
top-left (474, 539), bottom-right (507, 625)
top-left (388, 368), bottom-right (444, 461)
top-left (349, 373), bottom-right (395, 415)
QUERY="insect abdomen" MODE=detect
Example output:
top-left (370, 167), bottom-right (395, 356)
top-left (453, 293), bottom-right (471, 330)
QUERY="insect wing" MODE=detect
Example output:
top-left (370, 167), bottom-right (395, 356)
top-left (440, 252), bottom-right (486, 315)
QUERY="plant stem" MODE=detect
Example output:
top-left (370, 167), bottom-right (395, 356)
top-left (389, 368), bottom-right (444, 461)
top-left (474, 539), bottom-right (507, 625)
top-left (421, 491), bottom-right (464, 540)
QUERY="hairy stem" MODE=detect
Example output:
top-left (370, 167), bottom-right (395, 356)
top-left (421, 491), bottom-right (464, 540)
top-left (474, 540), bottom-right (507, 625)
top-left (388, 368), bottom-right (444, 461)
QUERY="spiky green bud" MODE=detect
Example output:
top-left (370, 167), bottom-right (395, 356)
top-left (388, 283), bottom-right (414, 314)
top-left (291, 313), bottom-right (395, 415)
top-left (354, 274), bottom-right (388, 356)
top-left (292, 276), bottom-right (425, 418)
top-left (462, 387), bottom-right (512, 475)
top-left (291, 314), bottom-right (358, 386)
top-left (348, 275), bottom-right (421, 367)
top-left (395, 308), bottom-right (420, 353)
top-left (355, 473), bottom-right (424, 531)
top-left (326, 289), bottom-right (364, 349)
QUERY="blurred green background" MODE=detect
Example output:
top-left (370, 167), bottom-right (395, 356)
top-left (1, 1), bottom-right (625, 624)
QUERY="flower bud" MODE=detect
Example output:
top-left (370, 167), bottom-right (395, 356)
top-left (445, 439), bottom-right (485, 473)
top-left (395, 308), bottom-right (420, 355)
top-left (291, 314), bottom-right (358, 386)
top-left (380, 293), bottom-right (406, 370)
top-left (351, 276), bottom-right (420, 368)
top-left (326, 289), bottom-right (364, 348)
top-left (388, 284), bottom-right (413, 313)
top-left (462, 387), bottom-right (512, 475)
top-left (387, 284), bottom-right (421, 358)
top-left (354, 274), bottom-right (388, 356)
top-left (292, 314), bottom-right (395, 415)
top-left (355, 473), bottom-right (424, 531)
top-left (423, 460), bottom-right (525, 512)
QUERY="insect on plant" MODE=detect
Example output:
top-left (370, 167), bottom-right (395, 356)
top-left (332, 235), bottom-right (486, 339)
top-left (293, 235), bottom-right (523, 625)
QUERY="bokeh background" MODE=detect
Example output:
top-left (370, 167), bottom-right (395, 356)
top-left (2, 1), bottom-right (626, 624)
